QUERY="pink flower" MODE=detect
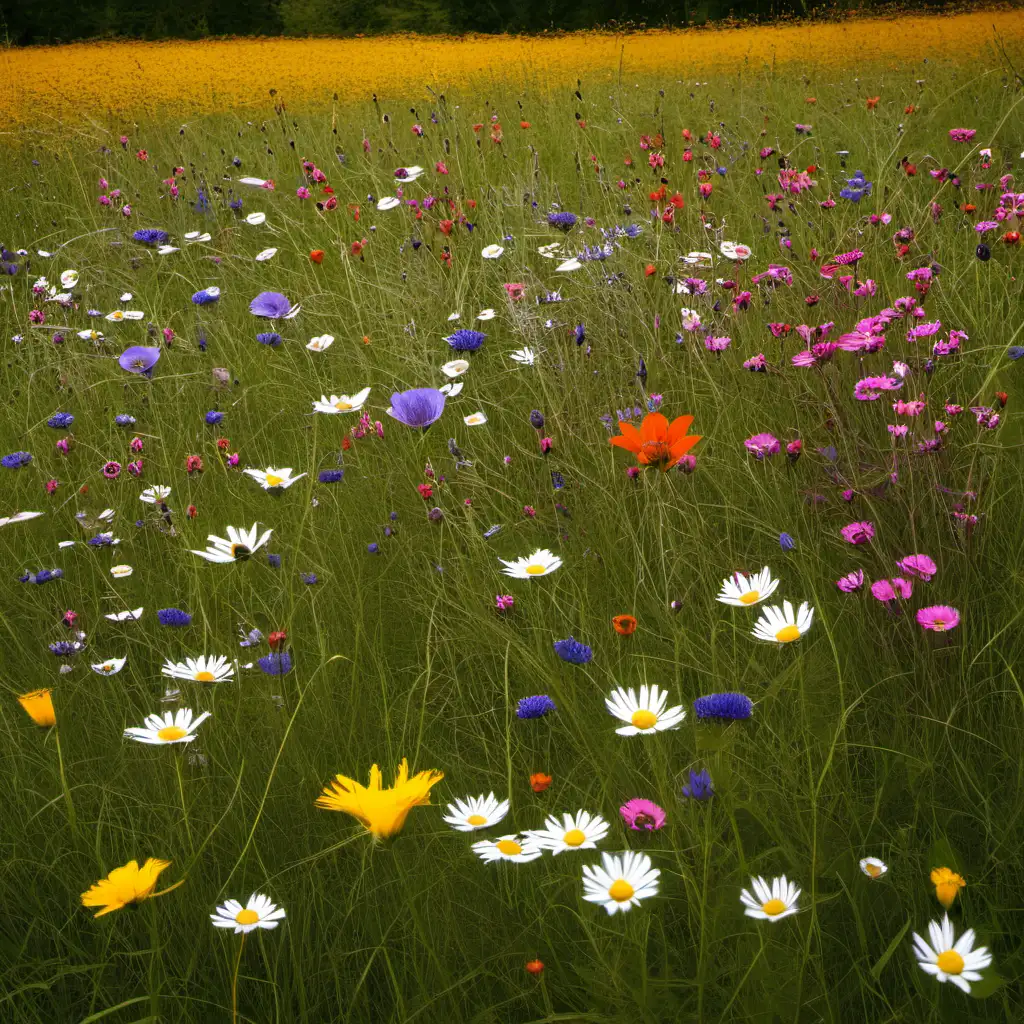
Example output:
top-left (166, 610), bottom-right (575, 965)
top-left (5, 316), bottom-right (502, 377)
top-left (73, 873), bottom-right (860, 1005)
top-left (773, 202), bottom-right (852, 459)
top-left (893, 399), bottom-right (926, 416)
top-left (495, 594), bottom-right (515, 612)
top-left (836, 569), bottom-right (865, 593)
top-left (676, 455), bottom-right (696, 473)
top-left (744, 433), bottom-right (780, 459)
top-left (29, 309), bottom-right (45, 325)
top-left (888, 424), bottom-right (909, 437)
top-left (435, 161), bottom-right (449, 174)
top-left (916, 605), bottom-right (960, 632)
top-left (127, 459), bottom-right (143, 476)
top-left (45, 479), bottom-right (59, 494)
top-left (948, 128), bottom-right (976, 143)
top-left (101, 460), bottom-right (121, 480)
top-left (704, 335), bottom-right (731, 352)
top-left (296, 187), bottom-right (311, 199)
top-left (619, 798), bottom-right (666, 831)
top-left (870, 577), bottom-right (913, 602)
top-left (897, 554), bottom-right (937, 581)
top-left (841, 521), bottom-right (874, 545)
top-left (503, 282), bottom-right (526, 301)
top-left (854, 376), bottom-right (902, 401)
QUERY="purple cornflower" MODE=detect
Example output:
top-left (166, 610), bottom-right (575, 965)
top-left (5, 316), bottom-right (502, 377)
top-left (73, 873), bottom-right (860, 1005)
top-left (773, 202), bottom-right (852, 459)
top-left (249, 291), bottom-right (293, 318)
top-left (157, 608), bottom-right (192, 627)
top-left (745, 433), bottom-right (780, 459)
top-left (118, 346), bottom-right (161, 376)
top-left (841, 521), bottom-right (875, 545)
top-left (779, 532), bottom-right (796, 551)
top-left (258, 651), bottom-right (293, 675)
top-left (839, 171), bottom-right (872, 202)
top-left (693, 692), bottom-right (753, 720)
top-left (387, 388), bottom-right (446, 428)
top-left (191, 287), bottom-right (220, 305)
top-left (553, 636), bottom-right (592, 664)
top-left (132, 228), bottom-right (169, 245)
top-left (114, 414), bottom-right (136, 426)
top-left (516, 694), bottom-right (556, 719)
top-left (548, 211), bottom-right (577, 231)
top-left (20, 568), bottom-right (63, 584)
top-left (256, 332), bottom-right (282, 347)
top-left (2, 451), bottom-right (33, 468)
top-left (204, 410), bottom-right (224, 425)
top-left (681, 769), bottom-right (714, 801)
top-left (318, 469), bottom-right (344, 483)
top-left (445, 329), bottom-right (486, 352)
top-left (47, 412), bottom-right (74, 428)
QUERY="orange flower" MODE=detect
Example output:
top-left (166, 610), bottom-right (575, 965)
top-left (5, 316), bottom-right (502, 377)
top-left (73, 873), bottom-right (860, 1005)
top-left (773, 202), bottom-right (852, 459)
top-left (18, 689), bottom-right (55, 727)
top-left (1004, 231), bottom-right (1021, 245)
top-left (644, 263), bottom-right (656, 277)
top-left (525, 959), bottom-right (545, 976)
top-left (905, 104), bottom-right (916, 114)
top-left (805, 97), bottom-right (817, 104)
top-left (612, 614), bottom-right (637, 636)
top-left (931, 866), bottom-right (965, 909)
top-left (529, 772), bottom-right (552, 793)
top-left (866, 96), bottom-right (880, 109)
top-left (519, 120), bottom-right (531, 128)
top-left (961, 203), bottom-right (976, 213)
top-left (309, 249), bottom-right (324, 264)
top-left (609, 412), bottom-right (701, 471)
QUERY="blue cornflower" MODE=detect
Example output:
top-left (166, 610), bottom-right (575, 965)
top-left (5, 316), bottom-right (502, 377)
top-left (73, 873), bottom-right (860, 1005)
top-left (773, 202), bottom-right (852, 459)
top-left (551, 471), bottom-right (565, 490)
top-left (47, 412), bottom-right (74, 428)
top-left (445, 329), bottom-right (486, 352)
top-left (1009, 346), bottom-right (1024, 361)
top-left (267, 553), bottom-right (281, 568)
top-left (318, 469), bottom-right (344, 483)
top-left (553, 636), bottom-right (592, 665)
top-left (622, 223), bottom-right (642, 238)
top-left (87, 535), bottom-right (114, 547)
top-left (715, 166), bottom-right (728, 176)
top-left (367, 542), bottom-right (380, 554)
top-left (157, 608), bottom-right (192, 627)
top-left (229, 198), bottom-right (243, 210)
top-left (258, 651), bottom-right (292, 676)
top-left (132, 228), bottom-right (169, 246)
top-left (574, 323), bottom-right (586, 346)
top-left (516, 694), bottom-right (556, 719)
top-left (115, 414), bottom-right (136, 426)
top-left (839, 170), bottom-right (873, 203)
top-left (204, 410), bottom-right (224, 425)
top-left (693, 692), bottom-right (753, 721)
top-left (256, 332), bottom-right (282, 347)
top-left (529, 409), bottom-right (545, 429)
top-left (239, 628), bottom-right (263, 647)
top-left (49, 640), bottom-right (80, 656)
top-left (779, 532), bottom-right (796, 551)
top-left (681, 768), bottom-right (714, 801)
top-left (548, 211), bottom-right (577, 231)
top-left (483, 524), bottom-right (502, 539)
top-left (2, 451), bottom-right (32, 469)
top-left (20, 568), bottom-right (63, 584)
top-left (193, 190), bottom-right (211, 213)
top-left (191, 287), bottom-right (221, 305)
top-left (301, 572), bottom-right (319, 585)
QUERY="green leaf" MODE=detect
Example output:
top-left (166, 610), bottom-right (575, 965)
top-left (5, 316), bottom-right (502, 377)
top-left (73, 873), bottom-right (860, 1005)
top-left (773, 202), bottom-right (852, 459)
top-left (870, 918), bottom-right (911, 981)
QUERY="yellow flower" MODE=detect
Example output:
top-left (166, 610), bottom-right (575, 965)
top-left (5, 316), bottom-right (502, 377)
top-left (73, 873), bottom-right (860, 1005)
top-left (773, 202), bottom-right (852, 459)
top-left (315, 758), bottom-right (444, 839)
top-left (931, 866), bottom-right (966, 910)
top-left (18, 689), bottom-right (55, 727)
top-left (81, 858), bottom-right (173, 917)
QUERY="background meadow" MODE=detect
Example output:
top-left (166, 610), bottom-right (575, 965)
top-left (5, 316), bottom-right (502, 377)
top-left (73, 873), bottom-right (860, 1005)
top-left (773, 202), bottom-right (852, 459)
top-left (2, 28), bottom-right (1024, 1022)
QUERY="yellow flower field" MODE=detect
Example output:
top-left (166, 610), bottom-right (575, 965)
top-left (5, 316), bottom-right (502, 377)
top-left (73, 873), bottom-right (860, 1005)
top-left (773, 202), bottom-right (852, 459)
top-left (1, 10), bottom-right (1021, 127)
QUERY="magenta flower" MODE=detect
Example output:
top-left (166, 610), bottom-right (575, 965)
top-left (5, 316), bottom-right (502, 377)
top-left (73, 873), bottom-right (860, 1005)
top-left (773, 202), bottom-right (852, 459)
top-left (948, 128), bottom-right (976, 143)
top-left (495, 594), bottom-right (515, 612)
top-left (102, 461), bottom-right (122, 480)
top-left (870, 577), bottom-right (913, 603)
top-left (744, 433), bottom-right (780, 459)
top-left (854, 376), bottom-right (902, 401)
top-left (619, 798), bottom-right (665, 831)
top-left (897, 554), bottom-right (937, 581)
top-left (841, 521), bottom-right (875, 545)
top-left (916, 605), bottom-right (960, 632)
top-left (836, 569), bottom-right (865, 593)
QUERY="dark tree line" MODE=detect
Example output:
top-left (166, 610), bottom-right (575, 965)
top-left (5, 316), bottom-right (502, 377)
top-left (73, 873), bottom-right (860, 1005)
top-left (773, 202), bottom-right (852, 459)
top-left (0, 0), bottom-right (967, 46)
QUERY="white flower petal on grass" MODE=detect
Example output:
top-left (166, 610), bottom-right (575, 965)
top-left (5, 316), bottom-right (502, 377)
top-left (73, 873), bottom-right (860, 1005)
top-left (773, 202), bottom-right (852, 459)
top-left (120, 292), bottom-right (133, 302)
top-left (463, 412), bottom-right (487, 426)
top-left (105, 608), bottom-right (143, 622)
top-left (860, 857), bottom-right (888, 879)
top-left (481, 244), bottom-right (504, 259)
top-left (243, 467), bottom-right (307, 491)
top-left (441, 360), bottom-right (469, 378)
top-left (0, 511), bottom-right (44, 528)
top-left (912, 915), bottom-right (992, 993)
top-left (312, 388), bottom-right (371, 414)
top-left (245, 212), bottom-right (267, 226)
top-left (752, 600), bottom-right (815, 643)
top-left (477, 309), bottom-right (496, 320)
top-left (556, 257), bottom-right (582, 272)
top-left (140, 486), bottom-right (171, 504)
top-left (238, 177), bottom-right (271, 187)
top-left (439, 382), bottom-right (463, 398)
top-left (211, 893), bottom-right (286, 934)
top-left (537, 243), bottom-right (564, 258)
top-left (582, 851), bottom-right (660, 914)
top-left (528, 810), bottom-right (610, 855)
top-left (509, 347), bottom-right (535, 366)
top-left (184, 231), bottom-right (212, 243)
top-left (255, 248), bottom-right (278, 261)
top-left (717, 567), bottom-right (780, 607)
top-left (110, 564), bottom-right (133, 578)
top-left (740, 875), bottom-right (801, 922)
top-left (157, 245), bottom-right (180, 255)
top-left (499, 548), bottom-right (562, 579)
top-left (60, 270), bottom-right (79, 288)
top-left (77, 329), bottom-right (105, 341)
top-left (442, 793), bottom-right (509, 832)
top-left (377, 197), bottom-right (401, 211)
top-left (447, 311), bottom-right (461, 321)
top-left (604, 685), bottom-right (685, 737)
top-left (306, 335), bottom-right (333, 352)
top-left (471, 834), bottom-right (543, 863)
top-left (191, 523), bottom-right (273, 564)
top-left (91, 656), bottom-right (127, 676)
top-left (162, 655), bottom-right (234, 684)
top-left (124, 707), bottom-right (210, 745)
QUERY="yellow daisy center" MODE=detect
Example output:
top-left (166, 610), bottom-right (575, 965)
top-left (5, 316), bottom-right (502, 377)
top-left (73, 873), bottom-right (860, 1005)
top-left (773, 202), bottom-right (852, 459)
top-left (235, 909), bottom-right (260, 925)
top-left (631, 709), bottom-right (658, 730)
top-left (739, 590), bottom-right (760, 605)
top-left (496, 839), bottom-right (522, 856)
top-left (525, 564), bottom-right (547, 575)
top-left (864, 863), bottom-right (883, 878)
top-left (563, 828), bottom-right (586, 847)
top-left (266, 475), bottom-right (284, 487)
top-left (334, 400), bottom-right (352, 410)
top-left (936, 950), bottom-right (964, 975)
top-left (194, 671), bottom-right (216, 682)
top-left (775, 625), bottom-right (801, 643)
top-left (467, 814), bottom-right (487, 826)
top-left (157, 726), bottom-right (187, 742)
top-left (608, 879), bottom-right (635, 902)
top-left (761, 898), bottom-right (787, 916)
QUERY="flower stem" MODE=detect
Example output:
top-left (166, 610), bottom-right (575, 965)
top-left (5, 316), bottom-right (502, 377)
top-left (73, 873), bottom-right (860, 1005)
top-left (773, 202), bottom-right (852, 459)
top-left (232, 933), bottom-right (247, 1024)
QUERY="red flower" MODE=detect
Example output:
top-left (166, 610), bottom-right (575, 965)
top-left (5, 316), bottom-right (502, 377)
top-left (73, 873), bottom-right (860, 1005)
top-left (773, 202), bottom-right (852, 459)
top-left (530, 773), bottom-right (552, 793)
top-left (612, 614), bottom-right (638, 636)
top-left (519, 120), bottom-right (531, 128)
top-left (669, 192), bottom-right (685, 209)
top-left (1004, 231), bottom-right (1021, 245)
top-left (609, 412), bottom-right (701, 471)
top-left (185, 455), bottom-right (203, 474)
top-left (524, 960), bottom-right (544, 976)
top-left (186, 504), bottom-right (197, 519)
top-left (417, 483), bottom-right (433, 500)
top-left (269, 630), bottom-right (287, 650)
top-left (645, 263), bottom-right (657, 277)
top-left (309, 249), bottom-right (324, 264)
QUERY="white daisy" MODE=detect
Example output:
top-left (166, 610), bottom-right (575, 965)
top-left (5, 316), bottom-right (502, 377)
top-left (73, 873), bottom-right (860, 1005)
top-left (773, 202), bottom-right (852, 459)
top-left (441, 360), bottom-right (469, 378)
top-left (716, 567), bottom-right (780, 607)
top-left (447, 311), bottom-right (461, 321)
top-left (255, 248), bottom-right (278, 261)
top-left (238, 177), bottom-right (271, 187)
top-left (498, 548), bottom-right (562, 579)
top-left (105, 608), bottom-right (143, 622)
top-left (537, 242), bottom-right (564, 258)
top-left (157, 245), bottom-right (180, 255)
top-left (740, 875), bottom-right (801, 922)
top-left (140, 486), bottom-right (171, 504)
top-left (396, 165), bottom-right (424, 181)
top-left (376, 196), bottom-right (401, 211)
top-left (245, 212), bottom-right (267, 225)
top-left (37, 249), bottom-right (53, 257)
top-left (439, 381), bottom-right (463, 398)
top-left (752, 601), bottom-right (815, 643)
top-left (582, 851), bottom-right (660, 915)
top-left (77, 329), bottom-right (105, 341)
top-left (912, 915), bottom-right (992, 993)
top-left (243, 467), bottom-right (307, 491)
top-left (463, 412), bottom-right (487, 426)
top-left (60, 270), bottom-right (79, 289)
top-left (110, 564), bottom-right (133, 578)
top-left (58, 540), bottom-right (77, 549)
top-left (529, 811), bottom-right (610, 855)
top-left (211, 893), bottom-right (286, 934)
top-left (859, 857), bottom-right (888, 879)
top-left (184, 231), bottom-right (212, 243)
top-left (191, 523), bottom-right (273, 563)
top-left (680, 251), bottom-right (713, 266)
top-left (442, 793), bottom-right (509, 832)
top-left (509, 347), bottom-right (535, 365)
top-left (311, 388), bottom-right (371, 413)
top-left (481, 244), bottom-right (504, 259)
top-left (0, 511), bottom-right (43, 528)
top-left (105, 310), bottom-right (125, 322)
top-left (556, 257), bottom-right (582, 272)
top-left (720, 241), bottom-right (752, 261)
top-left (306, 335), bottom-right (333, 352)
top-left (161, 654), bottom-right (234, 684)
top-left (604, 685), bottom-right (686, 737)
top-left (476, 308), bottom-right (496, 320)
top-left (124, 707), bottom-right (210, 745)
top-left (120, 292), bottom-right (133, 302)
top-left (91, 656), bottom-right (127, 676)
top-left (471, 834), bottom-right (543, 864)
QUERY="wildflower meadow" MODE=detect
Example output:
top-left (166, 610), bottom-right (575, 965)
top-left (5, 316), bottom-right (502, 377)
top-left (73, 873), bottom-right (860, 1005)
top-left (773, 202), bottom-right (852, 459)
top-left (2, 16), bottom-right (1024, 1022)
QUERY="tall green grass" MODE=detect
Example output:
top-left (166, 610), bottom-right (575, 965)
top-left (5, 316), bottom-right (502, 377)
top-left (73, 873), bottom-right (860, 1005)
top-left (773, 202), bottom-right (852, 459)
top-left (1, 55), bottom-right (1023, 1023)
